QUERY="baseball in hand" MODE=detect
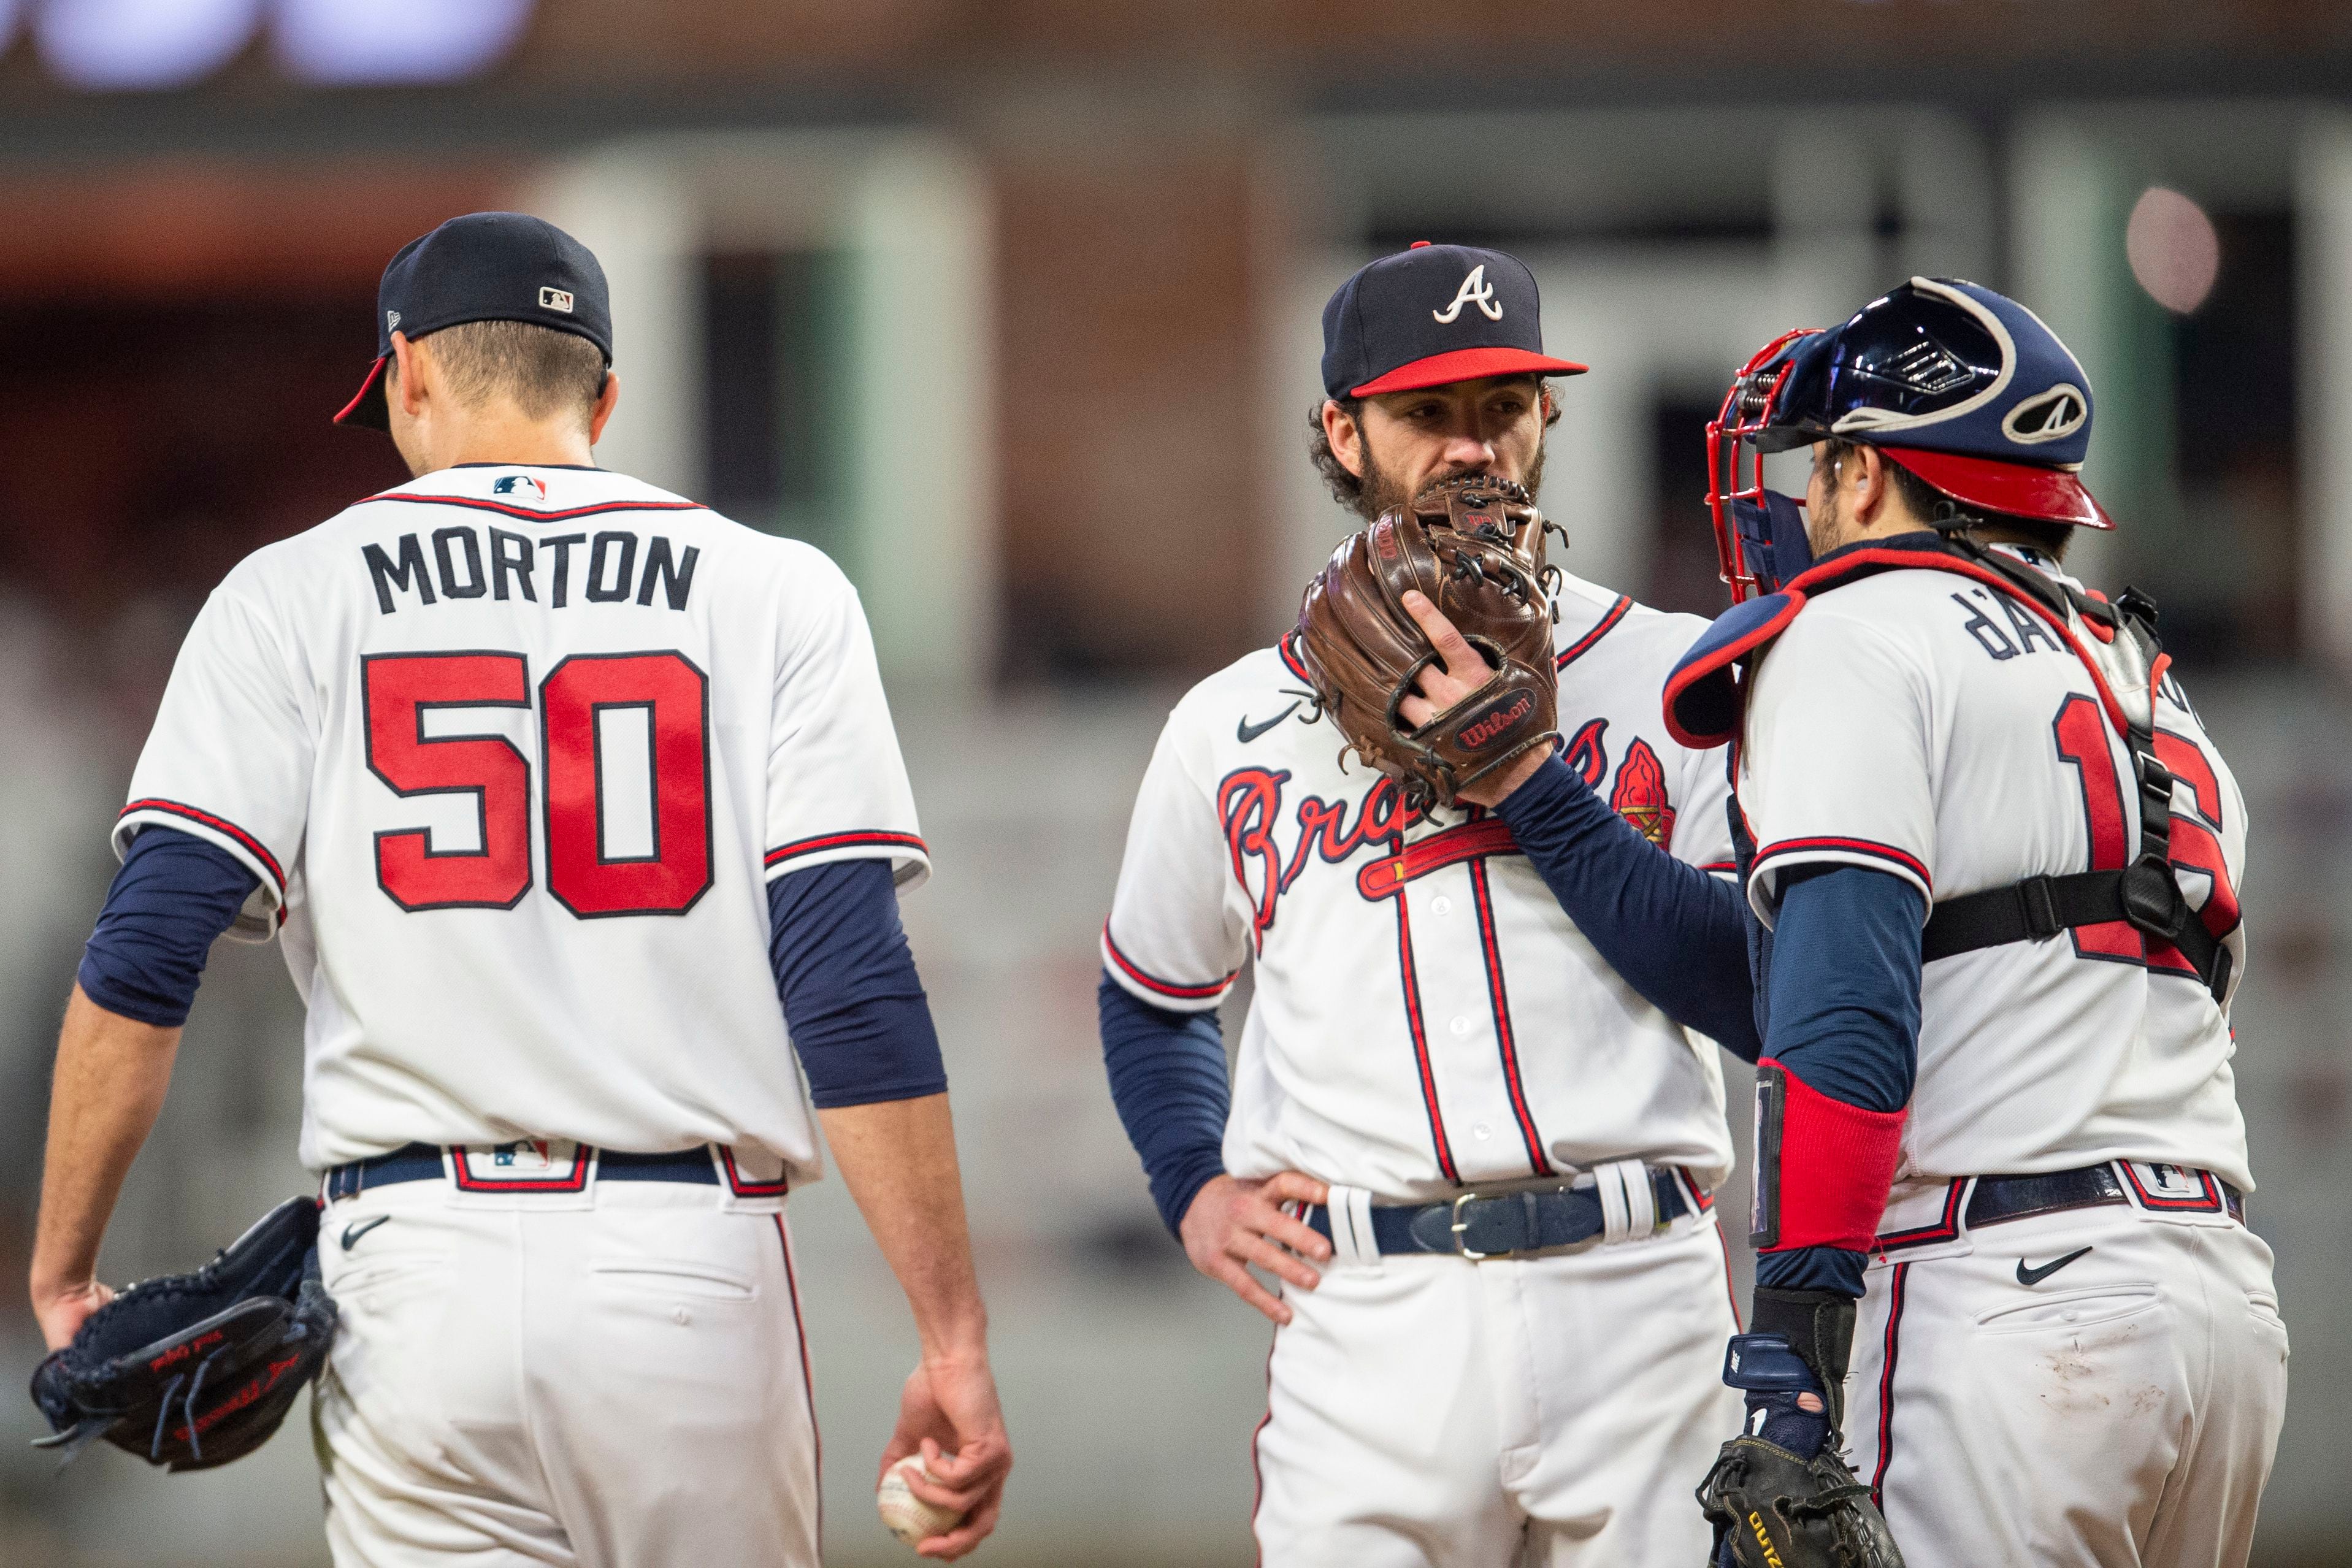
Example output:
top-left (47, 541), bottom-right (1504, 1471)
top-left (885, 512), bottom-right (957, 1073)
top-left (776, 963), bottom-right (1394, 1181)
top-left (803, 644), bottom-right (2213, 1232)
top-left (877, 1453), bottom-right (963, 1548)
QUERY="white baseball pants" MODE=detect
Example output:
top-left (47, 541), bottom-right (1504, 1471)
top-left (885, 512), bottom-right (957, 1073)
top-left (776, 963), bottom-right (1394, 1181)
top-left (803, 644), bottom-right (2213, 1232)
top-left (311, 1175), bottom-right (819, 1567)
top-left (1252, 1203), bottom-right (1742, 1567)
top-left (1847, 1199), bottom-right (2287, 1568)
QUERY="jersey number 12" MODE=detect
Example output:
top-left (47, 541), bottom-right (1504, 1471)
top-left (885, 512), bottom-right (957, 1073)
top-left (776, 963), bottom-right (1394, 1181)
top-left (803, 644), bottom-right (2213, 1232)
top-left (362, 649), bottom-right (713, 918)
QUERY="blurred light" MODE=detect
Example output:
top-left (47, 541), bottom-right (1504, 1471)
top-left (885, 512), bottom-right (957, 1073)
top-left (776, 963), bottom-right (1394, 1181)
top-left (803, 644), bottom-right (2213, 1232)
top-left (272, 0), bottom-right (534, 85)
top-left (0, 0), bottom-right (21, 53)
top-left (35, 0), bottom-right (262, 90)
top-left (2126, 186), bottom-right (2221, 315)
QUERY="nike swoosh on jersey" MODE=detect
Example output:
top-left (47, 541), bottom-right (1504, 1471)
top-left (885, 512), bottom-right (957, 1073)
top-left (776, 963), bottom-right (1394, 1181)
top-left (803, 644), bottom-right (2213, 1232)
top-left (341, 1215), bottom-right (392, 1252)
top-left (2015, 1245), bottom-right (2093, 1287)
top-left (1237, 702), bottom-right (1301, 744)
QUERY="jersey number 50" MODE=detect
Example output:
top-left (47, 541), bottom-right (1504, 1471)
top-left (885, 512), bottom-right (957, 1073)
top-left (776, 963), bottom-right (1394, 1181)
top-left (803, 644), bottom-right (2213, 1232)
top-left (362, 650), bottom-right (712, 918)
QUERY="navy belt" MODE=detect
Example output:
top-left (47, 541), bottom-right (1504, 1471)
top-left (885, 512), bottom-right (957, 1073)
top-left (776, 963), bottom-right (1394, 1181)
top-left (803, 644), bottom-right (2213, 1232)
top-left (1304, 1170), bottom-right (1691, 1260)
top-left (323, 1141), bottom-right (719, 1201)
top-left (1965, 1161), bottom-right (2243, 1228)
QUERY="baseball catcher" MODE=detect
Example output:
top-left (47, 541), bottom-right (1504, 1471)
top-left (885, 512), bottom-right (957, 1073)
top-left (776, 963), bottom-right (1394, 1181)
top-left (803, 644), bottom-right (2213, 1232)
top-left (30, 1196), bottom-right (335, 1472)
top-left (1293, 473), bottom-right (1562, 811)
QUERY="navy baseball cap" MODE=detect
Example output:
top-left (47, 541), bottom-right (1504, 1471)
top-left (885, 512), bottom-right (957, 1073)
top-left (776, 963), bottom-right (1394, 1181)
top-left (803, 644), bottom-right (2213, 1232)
top-left (1320, 242), bottom-right (1586, 400)
top-left (335, 212), bottom-right (613, 430)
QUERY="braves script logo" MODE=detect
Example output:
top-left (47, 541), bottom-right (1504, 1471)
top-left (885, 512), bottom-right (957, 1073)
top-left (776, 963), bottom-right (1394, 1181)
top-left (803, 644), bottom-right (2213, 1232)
top-left (1457, 691), bottom-right (1533, 751)
top-left (1609, 737), bottom-right (1677, 847)
top-left (1433, 264), bottom-right (1504, 324)
top-left (1216, 718), bottom-right (1623, 941)
top-left (1220, 768), bottom-right (1423, 944)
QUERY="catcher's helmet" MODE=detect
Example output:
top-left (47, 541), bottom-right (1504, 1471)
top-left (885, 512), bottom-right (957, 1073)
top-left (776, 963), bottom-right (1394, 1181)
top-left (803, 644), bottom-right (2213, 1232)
top-left (1705, 277), bottom-right (2111, 600)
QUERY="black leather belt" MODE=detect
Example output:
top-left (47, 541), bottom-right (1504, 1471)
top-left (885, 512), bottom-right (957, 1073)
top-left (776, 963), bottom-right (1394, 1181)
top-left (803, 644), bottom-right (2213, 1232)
top-left (1964, 1162), bottom-right (2243, 1228)
top-left (1304, 1170), bottom-right (1691, 1260)
top-left (323, 1141), bottom-right (718, 1201)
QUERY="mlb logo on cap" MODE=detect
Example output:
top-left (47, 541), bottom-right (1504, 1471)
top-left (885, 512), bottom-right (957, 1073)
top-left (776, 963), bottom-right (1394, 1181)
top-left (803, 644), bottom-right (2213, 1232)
top-left (539, 287), bottom-right (574, 313)
top-left (1322, 242), bottom-right (1587, 400)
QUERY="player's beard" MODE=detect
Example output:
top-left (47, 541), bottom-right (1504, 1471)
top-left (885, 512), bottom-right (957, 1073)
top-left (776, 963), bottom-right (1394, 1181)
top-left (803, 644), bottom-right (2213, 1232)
top-left (1806, 474), bottom-right (1854, 557)
top-left (1353, 440), bottom-right (1549, 523)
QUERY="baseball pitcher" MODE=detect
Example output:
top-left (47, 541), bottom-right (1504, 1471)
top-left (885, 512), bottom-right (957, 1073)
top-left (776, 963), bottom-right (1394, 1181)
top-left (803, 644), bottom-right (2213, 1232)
top-left (1098, 242), bottom-right (1763, 1565)
top-left (28, 213), bottom-right (1011, 1566)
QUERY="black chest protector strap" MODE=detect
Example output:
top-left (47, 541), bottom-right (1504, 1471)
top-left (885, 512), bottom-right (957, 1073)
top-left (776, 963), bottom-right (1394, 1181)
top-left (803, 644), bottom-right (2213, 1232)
top-left (1914, 541), bottom-right (2231, 1002)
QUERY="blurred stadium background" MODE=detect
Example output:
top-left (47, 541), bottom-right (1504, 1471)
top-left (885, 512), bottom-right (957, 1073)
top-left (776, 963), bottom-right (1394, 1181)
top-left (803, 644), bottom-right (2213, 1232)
top-left (1, 2), bottom-right (2348, 1563)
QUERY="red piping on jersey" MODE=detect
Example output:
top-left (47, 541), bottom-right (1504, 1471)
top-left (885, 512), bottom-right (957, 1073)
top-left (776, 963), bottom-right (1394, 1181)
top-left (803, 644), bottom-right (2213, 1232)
top-left (1102, 922), bottom-right (1236, 1001)
top-left (1468, 857), bottom-right (1552, 1177)
top-left (1277, 633), bottom-right (1312, 686)
top-left (1752, 836), bottom-right (1931, 895)
top-left (1871, 1261), bottom-right (1910, 1509)
top-left (1555, 594), bottom-right (1633, 670)
top-left (764, 830), bottom-right (928, 868)
top-left (361, 492), bottom-right (708, 524)
top-left (774, 1216), bottom-right (823, 1548)
top-left (1392, 887), bottom-right (1461, 1184)
top-left (121, 798), bottom-right (287, 895)
top-left (1354, 818), bottom-right (1520, 899)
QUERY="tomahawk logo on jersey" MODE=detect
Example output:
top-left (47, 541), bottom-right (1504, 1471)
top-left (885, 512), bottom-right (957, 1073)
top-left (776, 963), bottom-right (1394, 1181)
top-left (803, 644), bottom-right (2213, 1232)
top-left (1728, 553), bottom-right (2251, 1201)
top-left (117, 462), bottom-right (927, 1174)
top-left (1104, 575), bottom-right (1738, 1200)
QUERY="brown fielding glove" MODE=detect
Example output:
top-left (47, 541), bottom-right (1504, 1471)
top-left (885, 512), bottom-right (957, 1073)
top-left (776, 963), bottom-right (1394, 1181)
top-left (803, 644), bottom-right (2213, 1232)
top-left (1293, 475), bottom-right (1559, 810)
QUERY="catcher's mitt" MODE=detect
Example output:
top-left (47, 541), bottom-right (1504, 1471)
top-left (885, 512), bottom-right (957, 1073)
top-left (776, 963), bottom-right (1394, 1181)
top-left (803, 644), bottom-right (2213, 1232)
top-left (1697, 1437), bottom-right (1904, 1568)
top-left (1294, 475), bottom-right (1561, 809)
top-left (30, 1196), bottom-right (337, 1472)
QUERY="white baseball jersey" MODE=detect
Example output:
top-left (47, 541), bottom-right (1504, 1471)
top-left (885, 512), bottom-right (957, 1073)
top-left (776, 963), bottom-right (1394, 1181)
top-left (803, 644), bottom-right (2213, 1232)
top-left (1737, 546), bottom-right (2252, 1191)
top-left (118, 462), bottom-right (926, 1174)
top-left (1104, 573), bottom-right (1737, 1202)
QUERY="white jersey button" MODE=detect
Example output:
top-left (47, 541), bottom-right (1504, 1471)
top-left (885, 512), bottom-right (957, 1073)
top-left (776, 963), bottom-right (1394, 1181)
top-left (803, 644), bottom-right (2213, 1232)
top-left (1431, 895), bottom-right (1454, 916)
top-left (1474, 1123), bottom-right (1494, 1141)
top-left (1450, 1015), bottom-right (1474, 1037)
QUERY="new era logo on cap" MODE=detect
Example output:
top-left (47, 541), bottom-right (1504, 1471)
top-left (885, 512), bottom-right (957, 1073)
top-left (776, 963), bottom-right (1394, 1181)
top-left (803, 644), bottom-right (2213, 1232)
top-left (1322, 242), bottom-right (1586, 400)
top-left (539, 286), bottom-right (574, 313)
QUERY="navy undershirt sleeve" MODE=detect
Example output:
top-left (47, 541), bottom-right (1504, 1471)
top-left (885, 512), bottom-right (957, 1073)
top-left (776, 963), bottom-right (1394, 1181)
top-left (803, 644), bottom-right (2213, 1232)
top-left (769, 859), bottom-right (948, 1109)
top-left (1753, 863), bottom-right (1926, 1297)
top-left (78, 826), bottom-right (259, 1027)
top-left (1493, 755), bottom-right (1761, 1060)
top-left (1099, 972), bottom-right (1231, 1239)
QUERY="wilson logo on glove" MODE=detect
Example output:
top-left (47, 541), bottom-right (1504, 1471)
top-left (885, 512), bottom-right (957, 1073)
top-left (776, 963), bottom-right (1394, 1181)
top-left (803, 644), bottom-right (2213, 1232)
top-left (1292, 474), bottom-right (1566, 810)
top-left (1457, 692), bottom-right (1534, 750)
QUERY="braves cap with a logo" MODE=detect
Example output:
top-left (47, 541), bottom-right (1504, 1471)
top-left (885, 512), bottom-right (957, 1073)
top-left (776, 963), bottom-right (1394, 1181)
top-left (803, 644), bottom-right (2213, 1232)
top-left (1753, 276), bottom-right (2111, 527)
top-left (334, 212), bottom-right (613, 430)
top-left (1320, 242), bottom-right (1587, 400)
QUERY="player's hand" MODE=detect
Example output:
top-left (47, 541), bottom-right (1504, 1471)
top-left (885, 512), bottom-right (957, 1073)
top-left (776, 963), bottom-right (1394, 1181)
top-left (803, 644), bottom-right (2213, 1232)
top-left (1178, 1172), bottom-right (1331, 1325)
top-left (878, 1352), bottom-right (1012, 1560)
top-left (1396, 591), bottom-right (1549, 806)
top-left (31, 1277), bottom-right (113, 1352)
